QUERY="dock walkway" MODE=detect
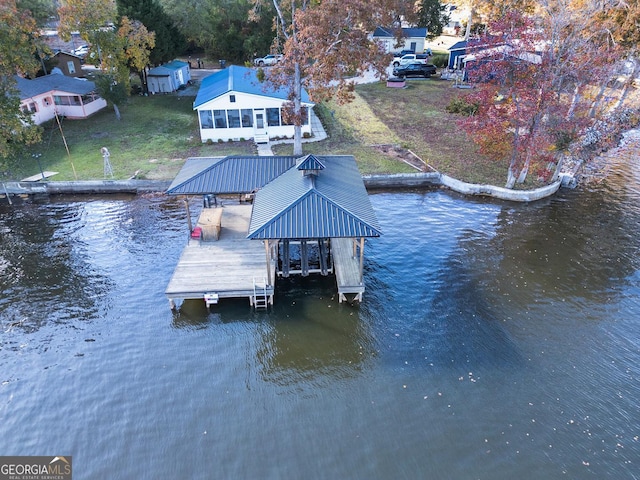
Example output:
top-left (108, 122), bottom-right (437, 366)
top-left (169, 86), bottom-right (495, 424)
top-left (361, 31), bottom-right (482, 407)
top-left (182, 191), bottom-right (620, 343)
top-left (165, 204), bottom-right (275, 308)
top-left (331, 237), bottom-right (365, 303)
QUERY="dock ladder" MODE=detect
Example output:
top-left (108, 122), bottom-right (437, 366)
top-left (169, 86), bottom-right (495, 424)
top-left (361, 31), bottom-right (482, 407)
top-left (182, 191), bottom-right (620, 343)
top-left (253, 277), bottom-right (268, 310)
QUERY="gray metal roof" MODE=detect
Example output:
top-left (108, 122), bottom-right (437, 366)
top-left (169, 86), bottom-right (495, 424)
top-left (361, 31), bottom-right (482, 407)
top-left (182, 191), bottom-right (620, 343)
top-left (248, 155), bottom-right (381, 239)
top-left (166, 156), bottom-right (298, 195)
top-left (297, 154), bottom-right (325, 171)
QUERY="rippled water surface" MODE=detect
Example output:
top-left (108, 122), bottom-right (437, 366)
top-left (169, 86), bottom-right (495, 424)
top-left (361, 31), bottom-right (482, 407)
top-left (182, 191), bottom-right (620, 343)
top-left (1, 159), bottom-right (640, 479)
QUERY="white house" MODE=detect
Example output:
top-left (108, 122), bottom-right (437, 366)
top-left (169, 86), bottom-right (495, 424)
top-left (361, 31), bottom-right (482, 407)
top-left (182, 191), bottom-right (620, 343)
top-left (15, 72), bottom-right (107, 125)
top-left (372, 27), bottom-right (428, 54)
top-left (147, 60), bottom-right (191, 94)
top-left (193, 65), bottom-right (314, 143)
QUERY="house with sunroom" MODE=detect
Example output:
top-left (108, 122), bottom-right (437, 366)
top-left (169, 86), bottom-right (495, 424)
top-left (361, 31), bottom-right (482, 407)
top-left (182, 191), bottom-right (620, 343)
top-left (15, 72), bottom-right (107, 126)
top-left (193, 65), bottom-right (314, 144)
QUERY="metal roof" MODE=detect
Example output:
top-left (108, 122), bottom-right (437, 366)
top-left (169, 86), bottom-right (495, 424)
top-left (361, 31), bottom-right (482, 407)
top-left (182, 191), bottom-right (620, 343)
top-left (166, 156), bottom-right (298, 195)
top-left (373, 27), bottom-right (427, 38)
top-left (193, 65), bottom-right (312, 109)
top-left (297, 154), bottom-right (325, 171)
top-left (15, 73), bottom-right (98, 100)
top-left (148, 60), bottom-right (189, 77)
top-left (248, 155), bottom-right (381, 239)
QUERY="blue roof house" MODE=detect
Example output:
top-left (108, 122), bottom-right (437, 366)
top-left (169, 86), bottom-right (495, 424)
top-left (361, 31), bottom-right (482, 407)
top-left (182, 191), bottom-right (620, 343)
top-left (147, 60), bottom-right (191, 94)
top-left (372, 27), bottom-right (428, 54)
top-left (193, 65), bottom-right (314, 143)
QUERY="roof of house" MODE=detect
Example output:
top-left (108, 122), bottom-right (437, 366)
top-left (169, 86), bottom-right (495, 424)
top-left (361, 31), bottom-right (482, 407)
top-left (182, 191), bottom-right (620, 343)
top-left (448, 40), bottom-right (468, 52)
top-left (148, 60), bottom-right (189, 77)
top-left (248, 155), bottom-right (381, 239)
top-left (373, 27), bottom-right (428, 39)
top-left (193, 65), bottom-right (312, 109)
top-left (14, 73), bottom-right (97, 100)
top-left (166, 156), bottom-right (299, 195)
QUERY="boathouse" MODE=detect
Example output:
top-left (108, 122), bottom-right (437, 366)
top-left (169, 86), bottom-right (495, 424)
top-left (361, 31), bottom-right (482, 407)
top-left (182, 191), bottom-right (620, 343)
top-left (164, 154), bottom-right (381, 309)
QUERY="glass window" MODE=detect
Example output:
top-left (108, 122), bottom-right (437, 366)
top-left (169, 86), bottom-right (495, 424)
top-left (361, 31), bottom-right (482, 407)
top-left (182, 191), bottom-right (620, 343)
top-left (301, 107), bottom-right (309, 125)
top-left (230, 95), bottom-right (236, 103)
top-left (214, 110), bottom-right (227, 128)
top-left (67, 61), bottom-right (76, 74)
top-left (227, 110), bottom-right (241, 128)
top-left (241, 109), bottom-right (253, 127)
top-left (199, 110), bottom-right (213, 129)
top-left (266, 108), bottom-right (280, 127)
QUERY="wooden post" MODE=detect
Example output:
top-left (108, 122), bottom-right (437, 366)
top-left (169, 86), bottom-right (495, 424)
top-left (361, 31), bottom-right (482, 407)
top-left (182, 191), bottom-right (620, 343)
top-left (264, 240), bottom-right (271, 286)
top-left (183, 196), bottom-right (193, 233)
top-left (359, 237), bottom-right (365, 283)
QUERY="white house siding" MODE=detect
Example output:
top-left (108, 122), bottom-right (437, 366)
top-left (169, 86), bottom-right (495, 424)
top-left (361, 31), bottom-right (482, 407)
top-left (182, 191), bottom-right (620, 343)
top-left (20, 90), bottom-right (107, 125)
top-left (196, 91), bottom-right (312, 143)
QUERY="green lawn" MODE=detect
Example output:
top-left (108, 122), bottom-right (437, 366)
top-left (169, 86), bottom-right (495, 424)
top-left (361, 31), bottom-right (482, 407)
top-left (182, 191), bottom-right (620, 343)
top-left (18, 95), bottom-right (255, 181)
top-left (15, 78), bottom-right (508, 185)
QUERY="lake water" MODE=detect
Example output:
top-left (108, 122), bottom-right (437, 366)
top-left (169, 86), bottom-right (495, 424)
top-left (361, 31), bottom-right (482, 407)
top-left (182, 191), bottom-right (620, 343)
top-left (1, 153), bottom-right (640, 479)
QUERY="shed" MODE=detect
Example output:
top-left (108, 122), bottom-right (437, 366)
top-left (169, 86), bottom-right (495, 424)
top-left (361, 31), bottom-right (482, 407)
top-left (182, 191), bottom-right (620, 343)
top-left (147, 60), bottom-right (191, 94)
top-left (372, 27), bottom-right (428, 54)
top-left (193, 65), bottom-right (314, 144)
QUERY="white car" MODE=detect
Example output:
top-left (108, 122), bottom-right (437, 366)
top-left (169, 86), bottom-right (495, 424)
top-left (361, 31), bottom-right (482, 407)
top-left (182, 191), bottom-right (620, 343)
top-left (253, 54), bottom-right (283, 66)
top-left (73, 45), bottom-right (89, 57)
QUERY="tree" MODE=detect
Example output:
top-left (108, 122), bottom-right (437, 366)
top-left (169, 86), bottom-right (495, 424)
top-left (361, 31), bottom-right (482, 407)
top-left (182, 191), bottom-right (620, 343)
top-left (118, 16), bottom-right (156, 93)
top-left (16, 0), bottom-right (57, 26)
top-left (160, 0), bottom-right (275, 63)
top-left (456, 9), bottom-right (609, 188)
top-left (0, 0), bottom-right (43, 162)
top-left (116, 0), bottom-right (184, 65)
top-left (254, 0), bottom-right (411, 155)
top-left (416, 0), bottom-right (447, 39)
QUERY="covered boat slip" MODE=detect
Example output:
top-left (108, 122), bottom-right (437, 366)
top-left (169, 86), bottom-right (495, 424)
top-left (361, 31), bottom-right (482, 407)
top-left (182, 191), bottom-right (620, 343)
top-left (165, 204), bottom-right (276, 308)
top-left (165, 154), bottom-right (381, 308)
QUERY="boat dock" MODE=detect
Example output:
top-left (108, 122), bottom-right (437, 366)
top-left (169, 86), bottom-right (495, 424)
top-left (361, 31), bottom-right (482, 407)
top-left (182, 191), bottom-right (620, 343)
top-left (165, 204), bottom-right (276, 309)
top-left (331, 238), bottom-right (365, 303)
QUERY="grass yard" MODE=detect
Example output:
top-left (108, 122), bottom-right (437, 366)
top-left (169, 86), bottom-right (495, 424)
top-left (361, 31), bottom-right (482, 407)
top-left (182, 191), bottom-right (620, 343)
top-left (15, 75), bottom-right (509, 185)
top-left (17, 95), bottom-right (256, 181)
top-left (355, 80), bottom-right (506, 185)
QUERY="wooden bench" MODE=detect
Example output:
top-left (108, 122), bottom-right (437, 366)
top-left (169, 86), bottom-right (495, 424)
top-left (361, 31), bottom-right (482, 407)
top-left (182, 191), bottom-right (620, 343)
top-left (197, 207), bottom-right (223, 241)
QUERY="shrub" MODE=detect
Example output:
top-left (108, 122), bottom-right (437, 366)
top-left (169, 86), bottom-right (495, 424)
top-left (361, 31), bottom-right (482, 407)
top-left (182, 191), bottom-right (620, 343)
top-left (303, 132), bottom-right (311, 138)
top-left (431, 53), bottom-right (448, 69)
top-left (446, 96), bottom-right (479, 116)
top-left (206, 139), bottom-right (213, 145)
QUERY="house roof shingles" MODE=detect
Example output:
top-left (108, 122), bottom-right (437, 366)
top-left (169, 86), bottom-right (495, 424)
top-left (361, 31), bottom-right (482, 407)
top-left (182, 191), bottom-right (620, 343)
top-left (15, 73), bottom-right (97, 100)
top-left (193, 65), bottom-right (312, 109)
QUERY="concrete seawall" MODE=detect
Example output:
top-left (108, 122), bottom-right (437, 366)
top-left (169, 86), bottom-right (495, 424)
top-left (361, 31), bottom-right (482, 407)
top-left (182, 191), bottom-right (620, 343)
top-left (3, 174), bottom-right (560, 203)
top-left (363, 172), bottom-right (562, 202)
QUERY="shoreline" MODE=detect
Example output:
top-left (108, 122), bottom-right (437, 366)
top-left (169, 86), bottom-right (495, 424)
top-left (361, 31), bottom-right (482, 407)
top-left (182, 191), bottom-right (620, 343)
top-left (1, 173), bottom-right (561, 203)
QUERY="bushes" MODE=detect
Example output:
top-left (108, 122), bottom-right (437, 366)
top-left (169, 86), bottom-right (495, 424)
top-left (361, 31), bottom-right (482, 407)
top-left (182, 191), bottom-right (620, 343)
top-left (445, 96), bottom-right (479, 116)
top-left (431, 53), bottom-right (448, 69)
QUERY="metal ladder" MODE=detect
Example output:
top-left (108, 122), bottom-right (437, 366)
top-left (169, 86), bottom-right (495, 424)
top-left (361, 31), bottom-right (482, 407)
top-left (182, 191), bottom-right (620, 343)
top-left (253, 277), bottom-right (268, 310)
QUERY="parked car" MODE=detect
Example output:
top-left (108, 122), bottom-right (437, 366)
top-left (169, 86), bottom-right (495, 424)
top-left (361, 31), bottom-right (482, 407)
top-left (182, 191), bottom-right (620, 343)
top-left (393, 53), bottom-right (430, 67)
top-left (73, 45), bottom-right (89, 57)
top-left (393, 49), bottom-right (415, 60)
top-left (392, 62), bottom-right (437, 78)
top-left (253, 54), bottom-right (283, 66)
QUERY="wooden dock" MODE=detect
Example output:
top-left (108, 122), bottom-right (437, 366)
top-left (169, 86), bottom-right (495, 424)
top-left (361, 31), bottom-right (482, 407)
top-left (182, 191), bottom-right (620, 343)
top-left (165, 204), bottom-right (275, 308)
top-left (331, 237), bottom-right (365, 303)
